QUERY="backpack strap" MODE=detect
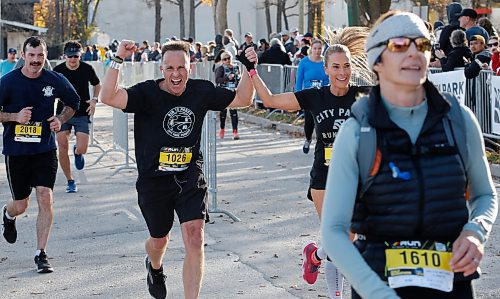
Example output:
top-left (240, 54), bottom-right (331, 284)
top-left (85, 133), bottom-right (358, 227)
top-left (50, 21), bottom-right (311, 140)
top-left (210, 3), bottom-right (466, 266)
top-left (441, 93), bottom-right (469, 174)
top-left (352, 96), bottom-right (378, 197)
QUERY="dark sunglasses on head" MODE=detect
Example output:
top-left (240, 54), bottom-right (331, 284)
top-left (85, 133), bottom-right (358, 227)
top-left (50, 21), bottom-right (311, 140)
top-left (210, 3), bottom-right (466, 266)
top-left (67, 55), bottom-right (80, 59)
top-left (488, 42), bottom-right (499, 47)
top-left (369, 37), bottom-right (432, 53)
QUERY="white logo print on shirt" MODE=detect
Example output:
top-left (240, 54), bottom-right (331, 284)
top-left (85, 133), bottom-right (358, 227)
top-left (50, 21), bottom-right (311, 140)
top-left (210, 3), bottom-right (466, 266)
top-left (42, 86), bottom-right (54, 97)
top-left (163, 107), bottom-right (196, 138)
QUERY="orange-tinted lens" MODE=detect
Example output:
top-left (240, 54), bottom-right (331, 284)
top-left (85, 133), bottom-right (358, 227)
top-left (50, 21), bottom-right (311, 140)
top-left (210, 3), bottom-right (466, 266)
top-left (387, 38), bottom-right (411, 52)
top-left (387, 37), bottom-right (431, 53)
top-left (414, 38), bottom-right (432, 52)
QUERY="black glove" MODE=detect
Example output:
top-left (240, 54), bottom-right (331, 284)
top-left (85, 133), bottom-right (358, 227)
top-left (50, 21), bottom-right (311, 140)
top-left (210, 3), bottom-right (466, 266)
top-left (237, 43), bottom-right (255, 71)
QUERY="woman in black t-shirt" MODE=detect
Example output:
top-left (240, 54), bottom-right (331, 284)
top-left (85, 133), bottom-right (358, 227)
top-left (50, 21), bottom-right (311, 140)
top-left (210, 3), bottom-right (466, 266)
top-left (248, 35), bottom-right (370, 298)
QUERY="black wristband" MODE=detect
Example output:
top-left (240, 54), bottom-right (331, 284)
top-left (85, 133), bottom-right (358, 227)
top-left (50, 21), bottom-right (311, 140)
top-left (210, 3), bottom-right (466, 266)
top-left (112, 56), bottom-right (124, 64)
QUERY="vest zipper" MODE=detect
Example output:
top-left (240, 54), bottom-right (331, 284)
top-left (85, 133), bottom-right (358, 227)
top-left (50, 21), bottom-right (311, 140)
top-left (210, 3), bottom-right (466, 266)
top-left (412, 147), bottom-right (425, 235)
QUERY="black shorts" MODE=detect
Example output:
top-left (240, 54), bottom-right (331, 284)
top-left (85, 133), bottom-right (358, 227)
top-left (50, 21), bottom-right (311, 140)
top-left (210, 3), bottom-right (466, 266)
top-left (136, 163), bottom-right (207, 238)
top-left (307, 166), bottom-right (328, 201)
top-left (5, 150), bottom-right (58, 200)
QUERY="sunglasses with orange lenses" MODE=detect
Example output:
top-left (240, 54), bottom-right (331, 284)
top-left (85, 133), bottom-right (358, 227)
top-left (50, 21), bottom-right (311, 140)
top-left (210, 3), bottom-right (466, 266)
top-left (371, 37), bottom-right (432, 53)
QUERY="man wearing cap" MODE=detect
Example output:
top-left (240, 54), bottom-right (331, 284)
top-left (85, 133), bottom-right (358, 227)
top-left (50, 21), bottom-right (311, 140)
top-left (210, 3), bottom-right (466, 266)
top-left (321, 11), bottom-right (497, 299)
top-left (0, 48), bottom-right (18, 77)
top-left (290, 27), bottom-right (299, 40)
top-left (53, 41), bottom-right (101, 193)
top-left (459, 8), bottom-right (489, 43)
top-left (281, 30), bottom-right (296, 55)
top-left (238, 32), bottom-right (258, 57)
top-left (465, 35), bottom-right (492, 78)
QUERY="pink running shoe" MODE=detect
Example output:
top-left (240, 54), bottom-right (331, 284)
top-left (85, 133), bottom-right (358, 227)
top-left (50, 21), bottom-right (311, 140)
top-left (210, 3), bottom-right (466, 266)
top-left (302, 242), bottom-right (321, 284)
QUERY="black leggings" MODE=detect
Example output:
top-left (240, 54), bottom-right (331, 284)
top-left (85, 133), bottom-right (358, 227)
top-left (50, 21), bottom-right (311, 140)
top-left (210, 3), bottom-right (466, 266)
top-left (220, 109), bottom-right (238, 130)
top-left (352, 280), bottom-right (475, 299)
top-left (303, 110), bottom-right (314, 141)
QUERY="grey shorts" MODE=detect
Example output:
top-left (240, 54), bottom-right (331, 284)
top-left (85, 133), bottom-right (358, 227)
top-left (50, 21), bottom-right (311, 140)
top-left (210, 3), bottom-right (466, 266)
top-left (60, 116), bottom-right (90, 134)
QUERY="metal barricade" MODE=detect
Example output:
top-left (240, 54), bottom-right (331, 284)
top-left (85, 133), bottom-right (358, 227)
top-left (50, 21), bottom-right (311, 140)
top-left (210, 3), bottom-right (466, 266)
top-left (92, 109), bottom-right (137, 175)
top-left (87, 61), bottom-right (107, 153)
top-left (284, 65), bottom-right (297, 92)
top-left (201, 111), bottom-right (240, 221)
top-left (92, 62), bottom-right (138, 175)
top-left (255, 64), bottom-right (286, 117)
top-left (473, 70), bottom-right (494, 138)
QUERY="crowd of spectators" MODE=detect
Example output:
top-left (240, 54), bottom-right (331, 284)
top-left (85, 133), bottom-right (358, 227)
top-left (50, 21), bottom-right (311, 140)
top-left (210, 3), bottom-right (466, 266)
top-left (2, 5), bottom-right (500, 80)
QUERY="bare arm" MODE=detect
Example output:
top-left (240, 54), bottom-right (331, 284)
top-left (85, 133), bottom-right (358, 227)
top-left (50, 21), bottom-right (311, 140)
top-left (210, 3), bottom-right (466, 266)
top-left (55, 106), bottom-right (75, 124)
top-left (0, 107), bottom-right (32, 123)
top-left (47, 105), bottom-right (75, 132)
top-left (245, 47), bottom-right (300, 111)
top-left (93, 84), bottom-right (101, 99)
top-left (87, 83), bottom-right (101, 116)
top-left (99, 40), bottom-right (137, 109)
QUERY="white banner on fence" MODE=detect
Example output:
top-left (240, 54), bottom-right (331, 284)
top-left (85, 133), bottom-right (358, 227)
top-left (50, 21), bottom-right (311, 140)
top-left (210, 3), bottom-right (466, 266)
top-left (490, 76), bottom-right (500, 135)
top-left (428, 70), bottom-right (466, 105)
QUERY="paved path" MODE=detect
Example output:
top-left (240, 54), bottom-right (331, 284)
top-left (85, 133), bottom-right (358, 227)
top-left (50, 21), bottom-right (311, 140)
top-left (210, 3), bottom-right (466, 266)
top-left (0, 105), bottom-right (498, 298)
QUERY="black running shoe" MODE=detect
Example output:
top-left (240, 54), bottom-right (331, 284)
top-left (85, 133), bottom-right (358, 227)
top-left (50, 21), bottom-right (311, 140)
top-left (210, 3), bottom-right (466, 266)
top-left (145, 256), bottom-right (167, 299)
top-left (34, 250), bottom-right (54, 273)
top-left (2, 205), bottom-right (17, 244)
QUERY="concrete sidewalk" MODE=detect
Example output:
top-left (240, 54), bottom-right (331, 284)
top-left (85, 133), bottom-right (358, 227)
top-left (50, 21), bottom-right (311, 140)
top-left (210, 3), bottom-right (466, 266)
top-left (0, 105), bottom-right (498, 298)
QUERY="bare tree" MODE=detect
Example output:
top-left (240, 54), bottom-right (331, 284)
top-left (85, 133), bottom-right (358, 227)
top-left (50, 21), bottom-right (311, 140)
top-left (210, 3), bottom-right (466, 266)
top-left (307, 0), bottom-right (323, 36)
top-left (282, 0), bottom-right (299, 30)
top-left (264, 0), bottom-right (272, 37)
top-left (358, 0), bottom-right (391, 25)
top-left (144, 0), bottom-right (163, 42)
top-left (195, 0), bottom-right (229, 36)
top-left (188, 0), bottom-right (204, 39)
top-left (166, 0), bottom-right (186, 37)
top-left (73, 0), bottom-right (102, 46)
top-left (260, 0), bottom-right (299, 36)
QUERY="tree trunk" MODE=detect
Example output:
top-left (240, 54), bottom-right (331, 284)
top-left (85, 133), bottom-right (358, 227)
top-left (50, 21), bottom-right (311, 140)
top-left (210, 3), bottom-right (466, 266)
top-left (212, 0), bottom-right (228, 35)
top-left (307, 0), bottom-right (314, 33)
top-left (265, 0), bottom-right (272, 37)
top-left (55, 0), bottom-right (61, 45)
top-left (276, 0), bottom-right (284, 33)
top-left (359, 0), bottom-right (391, 25)
top-left (155, 0), bottom-right (162, 42)
top-left (189, 0), bottom-right (195, 38)
top-left (179, 0), bottom-right (185, 37)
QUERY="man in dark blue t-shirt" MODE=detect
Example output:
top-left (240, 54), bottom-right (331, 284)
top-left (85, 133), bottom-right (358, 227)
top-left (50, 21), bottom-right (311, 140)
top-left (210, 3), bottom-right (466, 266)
top-left (100, 40), bottom-right (255, 299)
top-left (0, 36), bottom-right (80, 274)
top-left (54, 41), bottom-right (101, 193)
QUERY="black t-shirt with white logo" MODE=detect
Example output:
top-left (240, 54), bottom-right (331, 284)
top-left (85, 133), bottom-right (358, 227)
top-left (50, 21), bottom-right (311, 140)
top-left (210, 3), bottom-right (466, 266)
top-left (295, 85), bottom-right (366, 170)
top-left (54, 61), bottom-right (100, 118)
top-left (124, 78), bottom-right (235, 177)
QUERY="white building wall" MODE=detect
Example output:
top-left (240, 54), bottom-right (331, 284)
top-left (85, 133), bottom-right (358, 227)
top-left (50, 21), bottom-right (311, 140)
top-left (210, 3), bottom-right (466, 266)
top-left (92, 0), bottom-right (349, 46)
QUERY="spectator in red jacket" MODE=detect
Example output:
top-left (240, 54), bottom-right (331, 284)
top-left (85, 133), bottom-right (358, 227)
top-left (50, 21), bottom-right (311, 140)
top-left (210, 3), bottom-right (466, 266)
top-left (489, 36), bottom-right (500, 74)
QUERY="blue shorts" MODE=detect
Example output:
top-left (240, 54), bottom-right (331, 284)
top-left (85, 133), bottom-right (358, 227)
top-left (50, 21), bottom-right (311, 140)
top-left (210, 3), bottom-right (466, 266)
top-left (60, 116), bottom-right (90, 134)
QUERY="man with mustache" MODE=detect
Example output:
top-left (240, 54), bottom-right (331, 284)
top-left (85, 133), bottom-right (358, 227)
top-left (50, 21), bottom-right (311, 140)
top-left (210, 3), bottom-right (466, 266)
top-left (0, 36), bottom-right (80, 273)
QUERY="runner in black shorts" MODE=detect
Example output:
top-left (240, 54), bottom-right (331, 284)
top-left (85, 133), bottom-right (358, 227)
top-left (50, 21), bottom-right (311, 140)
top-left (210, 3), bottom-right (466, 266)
top-left (246, 32), bottom-right (370, 299)
top-left (0, 36), bottom-right (80, 274)
top-left (54, 41), bottom-right (101, 193)
top-left (99, 40), bottom-right (255, 299)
